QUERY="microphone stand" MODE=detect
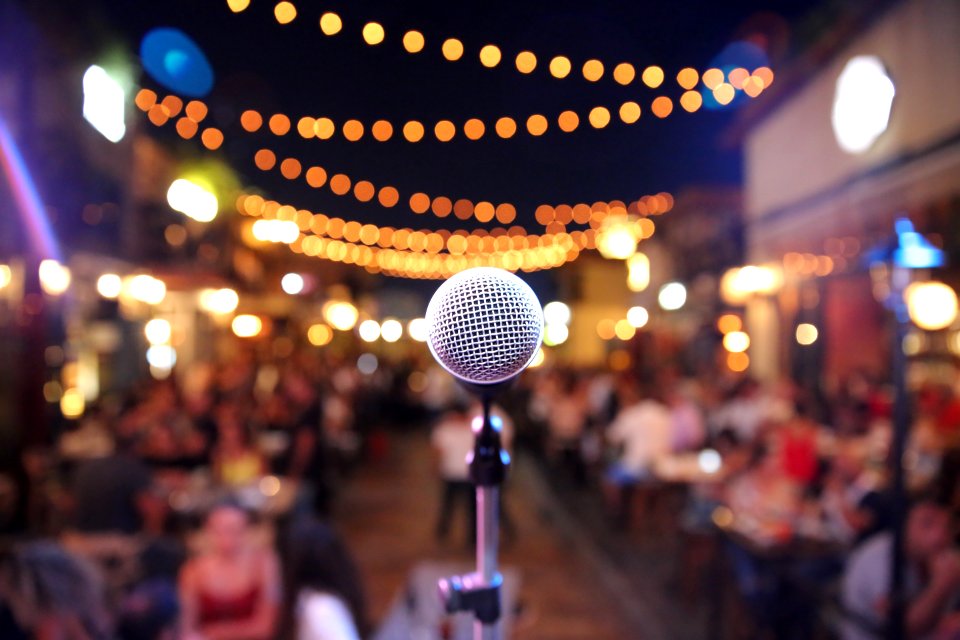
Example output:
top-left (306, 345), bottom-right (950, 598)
top-left (438, 395), bottom-right (508, 640)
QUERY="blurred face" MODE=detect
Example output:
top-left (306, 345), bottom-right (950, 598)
top-left (906, 503), bottom-right (953, 561)
top-left (206, 507), bottom-right (249, 557)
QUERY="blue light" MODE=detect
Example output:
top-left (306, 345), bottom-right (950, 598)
top-left (140, 28), bottom-right (214, 97)
top-left (893, 218), bottom-right (945, 269)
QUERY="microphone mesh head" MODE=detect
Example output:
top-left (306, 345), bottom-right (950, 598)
top-left (426, 267), bottom-right (544, 385)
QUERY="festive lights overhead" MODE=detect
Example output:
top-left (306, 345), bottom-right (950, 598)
top-left (225, 2), bottom-right (775, 97)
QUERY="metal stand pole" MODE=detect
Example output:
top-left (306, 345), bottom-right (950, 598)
top-left (475, 485), bottom-right (499, 640)
top-left (438, 396), bottom-right (508, 640)
top-left (888, 266), bottom-right (910, 640)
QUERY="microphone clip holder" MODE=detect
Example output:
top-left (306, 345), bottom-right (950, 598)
top-left (438, 396), bottom-right (509, 640)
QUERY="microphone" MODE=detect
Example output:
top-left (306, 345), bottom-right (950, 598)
top-left (425, 267), bottom-right (544, 395)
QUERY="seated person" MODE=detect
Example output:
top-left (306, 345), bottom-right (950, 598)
top-left (179, 501), bottom-right (280, 640)
top-left (0, 541), bottom-right (111, 639)
top-left (281, 517), bottom-right (367, 640)
top-left (842, 496), bottom-right (960, 640)
top-left (212, 407), bottom-right (265, 487)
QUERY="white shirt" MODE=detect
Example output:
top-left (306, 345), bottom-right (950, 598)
top-left (841, 534), bottom-right (920, 640)
top-left (297, 590), bottom-right (360, 640)
top-left (607, 400), bottom-right (672, 474)
top-left (432, 417), bottom-right (474, 481)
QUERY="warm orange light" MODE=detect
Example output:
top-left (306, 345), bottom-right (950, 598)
top-left (161, 95), bottom-right (183, 117)
top-left (713, 83), bottom-right (735, 105)
top-left (378, 186), bottom-right (399, 208)
top-left (746, 76), bottom-right (767, 99)
top-left (702, 68), bottom-right (724, 90)
top-left (240, 110), bottom-right (263, 132)
top-left (753, 66), bottom-right (774, 87)
top-left (274, 1), bottom-right (296, 24)
top-left (314, 117), bottom-right (335, 139)
top-left (269, 113), bottom-right (291, 135)
top-left (176, 118), bottom-right (198, 139)
top-left (277, 157), bottom-right (300, 179)
top-left (613, 63), bottom-right (635, 85)
top-left (362, 22), bottom-right (385, 45)
top-left (526, 114), bottom-right (548, 136)
top-left (582, 59), bottom-right (604, 82)
top-left (453, 199), bottom-right (474, 220)
top-left (515, 51), bottom-right (537, 73)
top-left (431, 197), bottom-right (452, 218)
top-left (651, 96), bottom-right (673, 118)
top-left (329, 174), bottom-right (351, 195)
top-left (403, 30), bottom-right (425, 53)
top-left (676, 67), bottom-right (699, 90)
top-left (201, 128), bottom-right (224, 150)
top-left (343, 119), bottom-right (364, 141)
top-left (728, 67), bottom-right (749, 89)
top-left (717, 314), bottom-right (742, 334)
top-left (479, 45), bottom-right (502, 67)
top-left (410, 193), bottom-right (431, 213)
top-left (227, 0), bottom-right (250, 13)
top-left (495, 203), bottom-right (516, 224)
top-left (474, 201), bottom-right (495, 222)
top-left (253, 149), bottom-right (277, 171)
top-left (442, 38), bottom-right (464, 61)
top-left (558, 110), bottom-right (579, 132)
top-left (403, 121), bottom-right (425, 142)
top-left (596, 319), bottom-right (616, 340)
top-left (549, 56), bottom-right (571, 78)
top-left (727, 352), bottom-right (749, 372)
top-left (287, 113), bottom-right (312, 136)
top-left (619, 102), bottom-right (641, 124)
top-left (371, 120), bottom-right (393, 141)
top-left (185, 100), bottom-right (207, 122)
top-left (148, 104), bottom-right (169, 126)
top-left (463, 118), bottom-right (485, 140)
top-left (353, 181), bottom-right (375, 202)
top-left (135, 88), bottom-right (157, 111)
top-left (495, 117), bottom-right (517, 138)
top-left (434, 120), bottom-right (456, 141)
top-left (319, 12), bottom-right (342, 35)
top-left (680, 90), bottom-right (702, 112)
top-left (305, 166), bottom-right (327, 187)
top-left (642, 66), bottom-right (664, 88)
top-left (588, 106), bottom-right (611, 128)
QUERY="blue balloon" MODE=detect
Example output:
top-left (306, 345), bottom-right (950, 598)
top-left (140, 28), bottom-right (214, 97)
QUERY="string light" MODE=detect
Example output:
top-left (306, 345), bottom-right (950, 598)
top-left (227, 4), bottom-right (772, 93)
top-left (250, 145), bottom-right (673, 225)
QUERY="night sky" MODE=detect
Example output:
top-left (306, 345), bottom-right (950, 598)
top-left (79, 1), bottom-right (815, 212)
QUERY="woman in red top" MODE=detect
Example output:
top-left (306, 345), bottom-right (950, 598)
top-left (179, 501), bottom-right (281, 640)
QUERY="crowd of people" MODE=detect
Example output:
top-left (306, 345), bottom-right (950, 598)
top-left (0, 336), bottom-right (959, 639)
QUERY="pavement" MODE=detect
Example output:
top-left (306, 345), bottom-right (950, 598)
top-left (334, 429), bottom-right (715, 640)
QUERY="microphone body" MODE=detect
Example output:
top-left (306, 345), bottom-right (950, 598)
top-left (425, 267), bottom-right (544, 395)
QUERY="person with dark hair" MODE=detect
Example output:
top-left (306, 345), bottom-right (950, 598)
top-left (842, 497), bottom-right (960, 639)
top-left (178, 501), bottom-right (281, 640)
top-left (281, 517), bottom-right (367, 640)
top-left (0, 540), bottom-right (112, 639)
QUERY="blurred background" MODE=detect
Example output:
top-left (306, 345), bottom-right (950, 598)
top-left (0, 0), bottom-right (959, 638)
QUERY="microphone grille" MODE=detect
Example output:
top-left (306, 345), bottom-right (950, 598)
top-left (426, 267), bottom-right (544, 385)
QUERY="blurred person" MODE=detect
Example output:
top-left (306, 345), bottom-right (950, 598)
top-left (116, 539), bottom-right (185, 640)
top-left (431, 403), bottom-right (476, 545)
top-left (0, 540), bottom-right (111, 639)
top-left (667, 381), bottom-right (706, 453)
top-left (280, 517), bottom-right (367, 640)
top-left (842, 497), bottom-right (960, 640)
top-left (602, 383), bottom-right (672, 528)
top-left (212, 405), bottom-right (265, 488)
top-left (179, 501), bottom-right (281, 640)
top-left (545, 373), bottom-right (589, 485)
top-left (280, 372), bottom-right (331, 515)
top-left (778, 407), bottom-right (820, 487)
top-left (71, 433), bottom-right (162, 535)
top-left (725, 443), bottom-right (802, 540)
top-left (821, 439), bottom-right (889, 544)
